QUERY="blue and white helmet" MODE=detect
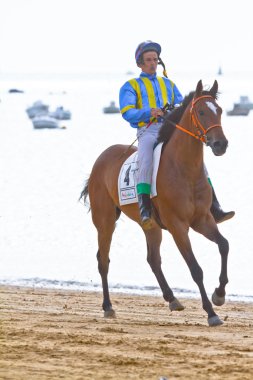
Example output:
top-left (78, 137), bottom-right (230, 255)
top-left (135, 40), bottom-right (161, 64)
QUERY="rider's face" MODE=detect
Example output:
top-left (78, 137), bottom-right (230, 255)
top-left (139, 51), bottom-right (159, 75)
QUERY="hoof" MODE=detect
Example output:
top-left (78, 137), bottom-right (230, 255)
top-left (208, 315), bottom-right (224, 326)
top-left (104, 309), bottom-right (116, 318)
top-left (169, 298), bottom-right (185, 311)
top-left (212, 290), bottom-right (225, 306)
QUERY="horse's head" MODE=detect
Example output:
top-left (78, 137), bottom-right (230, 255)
top-left (192, 80), bottom-right (228, 156)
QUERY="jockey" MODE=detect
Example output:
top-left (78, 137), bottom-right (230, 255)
top-left (119, 40), bottom-right (234, 229)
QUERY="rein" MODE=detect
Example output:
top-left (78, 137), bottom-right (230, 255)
top-left (120, 102), bottom-right (170, 158)
top-left (170, 95), bottom-right (222, 144)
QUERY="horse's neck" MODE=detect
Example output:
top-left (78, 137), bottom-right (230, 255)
top-left (164, 115), bottom-right (204, 176)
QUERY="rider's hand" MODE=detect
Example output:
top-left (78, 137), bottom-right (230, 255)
top-left (151, 108), bottom-right (164, 118)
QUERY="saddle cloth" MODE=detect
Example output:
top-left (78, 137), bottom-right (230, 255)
top-left (118, 142), bottom-right (163, 206)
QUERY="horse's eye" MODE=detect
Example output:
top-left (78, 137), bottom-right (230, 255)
top-left (199, 110), bottom-right (204, 116)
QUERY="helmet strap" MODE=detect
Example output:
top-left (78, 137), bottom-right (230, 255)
top-left (158, 57), bottom-right (168, 78)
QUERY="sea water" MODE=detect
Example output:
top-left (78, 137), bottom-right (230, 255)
top-left (0, 70), bottom-right (253, 302)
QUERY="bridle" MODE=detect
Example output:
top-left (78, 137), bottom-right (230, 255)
top-left (121, 95), bottom-right (222, 160)
top-left (173, 95), bottom-right (222, 144)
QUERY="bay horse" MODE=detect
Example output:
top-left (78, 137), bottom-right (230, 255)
top-left (80, 80), bottom-right (229, 326)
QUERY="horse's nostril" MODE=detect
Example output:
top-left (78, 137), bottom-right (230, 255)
top-left (213, 141), bottom-right (221, 148)
top-left (213, 140), bottom-right (228, 150)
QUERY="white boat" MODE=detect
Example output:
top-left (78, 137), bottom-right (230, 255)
top-left (32, 115), bottom-right (60, 129)
top-left (103, 101), bottom-right (120, 114)
top-left (49, 106), bottom-right (71, 120)
top-left (26, 101), bottom-right (49, 119)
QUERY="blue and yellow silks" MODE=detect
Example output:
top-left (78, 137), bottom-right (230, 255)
top-left (119, 72), bottom-right (183, 128)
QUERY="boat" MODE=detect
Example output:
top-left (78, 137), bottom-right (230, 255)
top-left (227, 96), bottom-right (253, 116)
top-left (49, 106), bottom-right (71, 120)
top-left (217, 66), bottom-right (223, 75)
top-left (32, 115), bottom-right (60, 129)
top-left (26, 101), bottom-right (49, 119)
top-left (9, 88), bottom-right (24, 93)
top-left (226, 103), bottom-right (250, 116)
top-left (236, 96), bottom-right (253, 110)
top-left (103, 101), bottom-right (120, 114)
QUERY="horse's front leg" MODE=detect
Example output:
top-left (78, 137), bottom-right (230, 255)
top-left (192, 216), bottom-right (229, 307)
top-left (212, 230), bottom-right (229, 306)
top-left (170, 221), bottom-right (223, 326)
top-left (144, 227), bottom-right (185, 311)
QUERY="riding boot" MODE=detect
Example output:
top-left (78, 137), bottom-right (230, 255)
top-left (138, 193), bottom-right (152, 230)
top-left (210, 187), bottom-right (235, 224)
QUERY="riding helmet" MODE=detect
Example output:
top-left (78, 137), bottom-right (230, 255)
top-left (135, 40), bottom-right (161, 64)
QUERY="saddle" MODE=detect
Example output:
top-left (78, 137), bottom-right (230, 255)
top-left (118, 143), bottom-right (163, 206)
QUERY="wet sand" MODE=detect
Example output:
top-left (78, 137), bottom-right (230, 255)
top-left (0, 285), bottom-right (252, 379)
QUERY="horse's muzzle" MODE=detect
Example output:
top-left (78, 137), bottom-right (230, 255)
top-left (208, 139), bottom-right (228, 156)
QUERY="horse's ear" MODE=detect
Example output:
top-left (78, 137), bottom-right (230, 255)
top-left (195, 80), bottom-right (203, 98)
top-left (210, 80), bottom-right (218, 98)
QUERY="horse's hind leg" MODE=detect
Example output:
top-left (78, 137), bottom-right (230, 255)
top-left (192, 217), bottom-right (229, 307)
top-left (145, 227), bottom-right (185, 311)
top-left (90, 194), bottom-right (119, 318)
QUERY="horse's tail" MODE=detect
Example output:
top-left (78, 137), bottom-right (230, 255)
top-left (79, 177), bottom-right (90, 211)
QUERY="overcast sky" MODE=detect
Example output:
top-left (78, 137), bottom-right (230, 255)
top-left (0, 0), bottom-right (252, 75)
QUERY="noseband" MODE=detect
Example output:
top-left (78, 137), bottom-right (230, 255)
top-left (174, 95), bottom-right (222, 144)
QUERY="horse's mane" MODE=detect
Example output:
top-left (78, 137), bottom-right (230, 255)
top-left (157, 87), bottom-right (219, 146)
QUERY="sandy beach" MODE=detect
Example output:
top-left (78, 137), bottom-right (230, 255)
top-left (0, 286), bottom-right (252, 380)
